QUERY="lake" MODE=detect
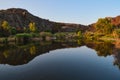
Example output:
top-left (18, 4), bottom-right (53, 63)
top-left (0, 41), bottom-right (120, 80)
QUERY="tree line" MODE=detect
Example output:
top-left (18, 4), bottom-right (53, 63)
top-left (0, 21), bottom-right (37, 37)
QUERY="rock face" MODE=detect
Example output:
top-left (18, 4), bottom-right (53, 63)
top-left (0, 8), bottom-right (88, 32)
top-left (111, 16), bottom-right (120, 27)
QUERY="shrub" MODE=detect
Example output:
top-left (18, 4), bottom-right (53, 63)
top-left (77, 31), bottom-right (83, 39)
top-left (16, 33), bottom-right (32, 38)
top-left (40, 32), bottom-right (53, 37)
top-left (54, 32), bottom-right (66, 39)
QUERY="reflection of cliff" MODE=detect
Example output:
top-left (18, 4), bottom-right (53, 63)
top-left (0, 41), bottom-right (80, 66)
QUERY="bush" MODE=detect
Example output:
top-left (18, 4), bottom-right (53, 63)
top-left (84, 31), bottom-right (94, 40)
top-left (16, 33), bottom-right (32, 38)
top-left (30, 33), bottom-right (40, 37)
top-left (54, 32), bottom-right (77, 39)
top-left (54, 32), bottom-right (66, 39)
top-left (3, 38), bottom-right (8, 44)
top-left (40, 32), bottom-right (53, 37)
top-left (15, 33), bottom-right (32, 43)
top-left (112, 29), bottom-right (120, 38)
top-left (77, 31), bottom-right (83, 39)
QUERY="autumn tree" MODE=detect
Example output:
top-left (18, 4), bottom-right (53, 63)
top-left (29, 22), bottom-right (37, 32)
top-left (77, 31), bottom-right (83, 39)
top-left (1, 21), bottom-right (10, 30)
top-left (0, 21), bottom-right (10, 37)
top-left (112, 29), bottom-right (120, 38)
top-left (95, 18), bottom-right (114, 34)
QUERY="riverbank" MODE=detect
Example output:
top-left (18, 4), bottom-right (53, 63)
top-left (0, 31), bottom-right (119, 44)
top-left (0, 32), bottom-right (79, 44)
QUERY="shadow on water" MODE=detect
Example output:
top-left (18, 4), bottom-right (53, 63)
top-left (0, 40), bottom-right (120, 69)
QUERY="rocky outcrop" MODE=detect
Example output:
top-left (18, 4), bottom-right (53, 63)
top-left (110, 16), bottom-right (120, 27)
top-left (0, 8), bottom-right (88, 32)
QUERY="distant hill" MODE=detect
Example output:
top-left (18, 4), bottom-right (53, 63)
top-left (0, 8), bottom-right (88, 33)
top-left (87, 16), bottom-right (120, 32)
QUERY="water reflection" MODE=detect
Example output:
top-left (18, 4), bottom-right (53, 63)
top-left (0, 40), bottom-right (120, 69)
top-left (85, 41), bottom-right (114, 57)
top-left (85, 41), bottom-right (120, 69)
top-left (0, 41), bottom-right (79, 66)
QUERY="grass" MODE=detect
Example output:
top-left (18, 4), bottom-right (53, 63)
top-left (15, 33), bottom-right (32, 38)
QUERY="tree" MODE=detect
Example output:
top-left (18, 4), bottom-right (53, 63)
top-left (112, 29), bottom-right (120, 38)
top-left (77, 31), bottom-right (83, 39)
top-left (1, 21), bottom-right (10, 30)
top-left (29, 22), bottom-right (37, 32)
top-left (23, 27), bottom-right (30, 33)
top-left (10, 27), bottom-right (17, 35)
top-left (0, 21), bottom-right (10, 37)
top-left (95, 18), bottom-right (114, 34)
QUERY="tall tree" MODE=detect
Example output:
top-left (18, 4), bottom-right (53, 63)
top-left (29, 22), bottom-right (36, 32)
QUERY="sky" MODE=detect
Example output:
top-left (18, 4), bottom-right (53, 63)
top-left (0, 0), bottom-right (120, 25)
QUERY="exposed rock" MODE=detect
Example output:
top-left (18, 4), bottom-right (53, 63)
top-left (111, 16), bottom-right (120, 27)
top-left (0, 8), bottom-right (88, 32)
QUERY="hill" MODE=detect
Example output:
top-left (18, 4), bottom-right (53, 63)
top-left (0, 8), bottom-right (88, 33)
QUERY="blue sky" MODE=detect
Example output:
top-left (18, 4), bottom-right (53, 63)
top-left (0, 0), bottom-right (120, 25)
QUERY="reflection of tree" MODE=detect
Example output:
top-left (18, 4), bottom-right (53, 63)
top-left (95, 42), bottom-right (114, 57)
top-left (3, 50), bottom-right (9, 58)
top-left (30, 45), bottom-right (36, 55)
top-left (1, 40), bottom-right (120, 70)
top-left (85, 41), bottom-right (114, 57)
top-left (86, 41), bottom-right (120, 70)
top-left (113, 48), bottom-right (120, 69)
top-left (0, 41), bottom-right (80, 66)
top-left (77, 39), bottom-right (83, 45)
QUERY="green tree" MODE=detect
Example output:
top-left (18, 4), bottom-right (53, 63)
top-left (10, 27), bottom-right (17, 35)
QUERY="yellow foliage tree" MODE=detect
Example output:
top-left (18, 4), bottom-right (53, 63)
top-left (77, 31), bottom-right (83, 38)
top-left (29, 22), bottom-right (36, 32)
top-left (30, 45), bottom-right (36, 55)
top-left (1, 21), bottom-right (10, 30)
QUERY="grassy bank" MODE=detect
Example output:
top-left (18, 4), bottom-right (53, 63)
top-left (0, 32), bottom-right (82, 44)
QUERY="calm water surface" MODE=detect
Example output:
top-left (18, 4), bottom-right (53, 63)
top-left (0, 41), bottom-right (120, 80)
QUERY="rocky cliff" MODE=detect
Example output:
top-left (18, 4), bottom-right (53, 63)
top-left (0, 8), bottom-right (88, 32)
